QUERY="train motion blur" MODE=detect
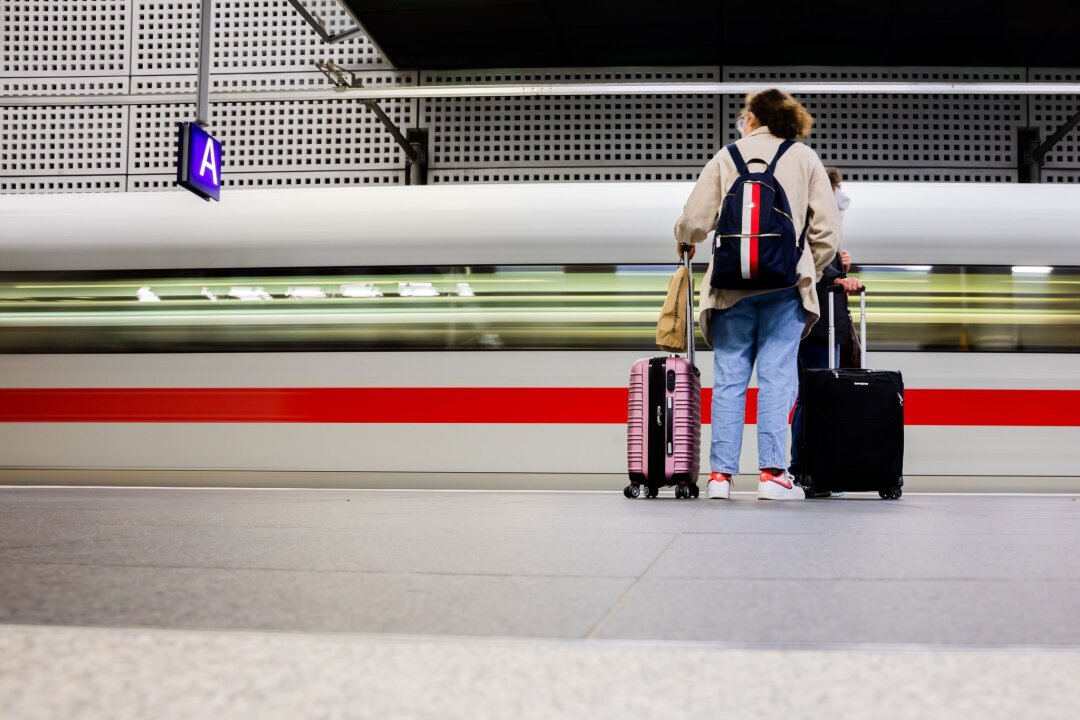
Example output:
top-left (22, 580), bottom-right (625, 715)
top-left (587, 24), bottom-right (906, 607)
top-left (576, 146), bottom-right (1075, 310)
top-left (0, 182), bottom-right (1077, 479)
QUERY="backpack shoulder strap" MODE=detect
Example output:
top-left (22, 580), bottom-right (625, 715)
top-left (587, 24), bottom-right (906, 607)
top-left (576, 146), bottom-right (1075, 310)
top-left (766, 140), bottom-right (796, 175)
top-left (725, 143), bottom-right (749, 176)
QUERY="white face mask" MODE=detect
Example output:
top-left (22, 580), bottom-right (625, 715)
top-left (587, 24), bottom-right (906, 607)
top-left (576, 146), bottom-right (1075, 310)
top-left (834, 188), bottom-right (851, 213)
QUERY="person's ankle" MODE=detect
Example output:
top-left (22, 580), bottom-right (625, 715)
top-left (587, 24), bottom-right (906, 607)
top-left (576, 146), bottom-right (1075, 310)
top-left (762, 467), bottom-right (782, 476)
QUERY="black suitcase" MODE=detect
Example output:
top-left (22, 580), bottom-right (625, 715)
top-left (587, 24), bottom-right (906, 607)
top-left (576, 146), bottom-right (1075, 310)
top-left (798, 285), bottom-right (905, 500)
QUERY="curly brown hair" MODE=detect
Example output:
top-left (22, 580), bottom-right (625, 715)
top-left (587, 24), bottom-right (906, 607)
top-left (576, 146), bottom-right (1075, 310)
top-left (742, 89), bottom-right (814, 140)
top-left (825, 166), bottom-right (842, 189)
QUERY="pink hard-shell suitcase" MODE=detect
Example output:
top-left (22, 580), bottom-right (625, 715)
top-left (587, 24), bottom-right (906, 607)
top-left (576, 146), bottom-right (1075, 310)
top-left (625, 250), bottom-right (702, 499)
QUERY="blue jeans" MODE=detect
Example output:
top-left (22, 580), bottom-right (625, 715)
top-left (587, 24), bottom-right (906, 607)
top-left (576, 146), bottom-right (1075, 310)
top-left (789, 338), bottom-right (838, 473)
top-left (710, 288), bottom-right (806, 474)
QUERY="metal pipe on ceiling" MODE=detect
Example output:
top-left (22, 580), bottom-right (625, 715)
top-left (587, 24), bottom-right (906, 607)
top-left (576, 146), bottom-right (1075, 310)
top-left (1, 81), bottom-right (1079, 107)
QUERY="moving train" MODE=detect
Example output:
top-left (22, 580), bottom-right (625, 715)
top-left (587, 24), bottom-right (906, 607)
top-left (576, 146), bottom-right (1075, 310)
top-left (0, 182), bottom-right (1077, 483)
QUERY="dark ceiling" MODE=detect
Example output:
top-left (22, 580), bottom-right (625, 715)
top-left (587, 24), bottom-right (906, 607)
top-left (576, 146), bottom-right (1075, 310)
top-left (338, 1), bottom-right (1080, 70)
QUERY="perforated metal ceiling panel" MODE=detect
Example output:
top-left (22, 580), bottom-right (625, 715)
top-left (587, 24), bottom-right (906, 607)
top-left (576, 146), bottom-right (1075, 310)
top-left (423, 68), bottom-right (719, 183)
top-left (1, 2), bottom-right (1079, 194)
top-left (2, 1), bottom-right (130, 76)
top-left (2, 0), bottom-right (407, 193)
top-left (721, 67), bottom-right (1028, 183)
top-left (128, 96), bottom-right (413, 177)
top-left (0, 106), bottom-right (128, 176)
top-left (132, 0), bottom-right (386, 74)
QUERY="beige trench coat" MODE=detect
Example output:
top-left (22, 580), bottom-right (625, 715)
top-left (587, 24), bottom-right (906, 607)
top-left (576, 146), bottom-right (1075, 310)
top-left (674, 126), bottom-right (841, 343)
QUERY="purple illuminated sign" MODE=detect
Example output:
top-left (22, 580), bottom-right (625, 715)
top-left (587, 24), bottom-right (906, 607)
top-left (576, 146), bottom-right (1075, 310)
top-left (176, 122), bottom-right (222, 201)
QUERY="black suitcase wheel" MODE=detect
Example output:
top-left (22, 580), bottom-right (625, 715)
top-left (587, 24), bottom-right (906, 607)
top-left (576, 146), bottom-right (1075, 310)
top-left (690, 484), bottom-right (700, 498)
top-left (646, 486), bottom-right (659, 498)
top-left (879, 486), bottom-right (903, 500)
top-left (624, 485), bottom-right (640, 499)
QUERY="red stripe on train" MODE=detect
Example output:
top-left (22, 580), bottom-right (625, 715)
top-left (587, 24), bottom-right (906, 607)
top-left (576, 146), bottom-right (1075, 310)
top-left (0, 388), bottom-right (1077, 426)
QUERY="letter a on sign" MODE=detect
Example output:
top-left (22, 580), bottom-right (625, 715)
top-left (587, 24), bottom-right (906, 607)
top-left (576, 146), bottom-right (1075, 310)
top-left (199, 141), bottom-right (219, 186)
top-left (176, 122), bottom-right (222, 201)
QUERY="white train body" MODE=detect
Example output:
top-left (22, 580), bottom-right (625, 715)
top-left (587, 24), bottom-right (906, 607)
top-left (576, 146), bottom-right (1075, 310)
top-left (0, 183), bottom-right (1078, 479)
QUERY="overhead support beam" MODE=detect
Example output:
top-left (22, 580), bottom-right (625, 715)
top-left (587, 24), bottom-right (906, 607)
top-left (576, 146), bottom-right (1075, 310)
top-left (4, 81), bottom-right (1080, 108)
top-left (1018, 107), bottom-right (1080, 183)
top-left (285, 0), bottom-right (364, 44)
top-left (315, 60), bottom-right (427, 184)
top-left (359, 99), bottom-right (428, 185)
top-left (1033, 108), bottom-right (1080, 162)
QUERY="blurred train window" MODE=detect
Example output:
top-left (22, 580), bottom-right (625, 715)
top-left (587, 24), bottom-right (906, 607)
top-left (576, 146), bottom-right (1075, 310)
top-left (0, 265), bottom-right (1077, 353)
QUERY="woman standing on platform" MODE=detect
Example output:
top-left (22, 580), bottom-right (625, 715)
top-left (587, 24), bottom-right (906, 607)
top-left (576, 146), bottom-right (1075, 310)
top-left (674, 89), bottom-right (841, 500)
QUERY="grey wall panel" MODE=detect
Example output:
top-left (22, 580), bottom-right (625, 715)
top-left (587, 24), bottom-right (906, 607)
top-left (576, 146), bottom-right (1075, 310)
top-left (839, 168), bottom-right (1018, 183)
top-left (128, 169), bottom-right (400, 191)
top-left (0, 176), bottom-right (126, 193)
top-left (0, 105), bottom-right (128, 176)
top-left (131, 0), bottom-right (385, 74)
top-left (1045, 171), bottom-right (1080, 183)
top-left (1, 0), bottom-right (403, 193)
top-left (0, 77), bottom-right (131, 96)
top-left (1, 0), bottom-right (131, 76)
top-left (430, 168), bottom-right (701, 184)
top-left (721, 67), bottom-right (1028, 182)
top-left (421, 67), bottom-right (721, 182)
top-left (130, 69), bottom-right (416, 94)
top-left (1, 2), bottom-right (1079, 195)
top-left (127, 97), bottom-right (413, 175)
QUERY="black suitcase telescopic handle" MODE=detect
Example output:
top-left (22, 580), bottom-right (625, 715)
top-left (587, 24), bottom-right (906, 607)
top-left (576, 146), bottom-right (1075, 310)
top-left (827, 283), bottom-right (867, 369)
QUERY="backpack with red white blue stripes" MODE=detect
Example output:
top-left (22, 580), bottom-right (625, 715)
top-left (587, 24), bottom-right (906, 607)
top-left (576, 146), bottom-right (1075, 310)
top-left (710, 140), bottom-right (809, 291)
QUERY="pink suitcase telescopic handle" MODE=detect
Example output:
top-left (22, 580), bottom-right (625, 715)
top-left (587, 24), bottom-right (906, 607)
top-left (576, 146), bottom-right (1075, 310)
top-left (828, 283), bottom-right (867, 370)
top-left (681, 244), bottom-right (696, 368)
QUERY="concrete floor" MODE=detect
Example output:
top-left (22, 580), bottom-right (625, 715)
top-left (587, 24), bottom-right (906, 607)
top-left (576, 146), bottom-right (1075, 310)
top-left (2, 487), bottom-right (1079, 718)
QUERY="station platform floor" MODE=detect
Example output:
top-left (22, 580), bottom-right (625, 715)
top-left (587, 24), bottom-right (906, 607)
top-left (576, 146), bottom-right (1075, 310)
top-left (2, 484), bottom-right (1079, 718)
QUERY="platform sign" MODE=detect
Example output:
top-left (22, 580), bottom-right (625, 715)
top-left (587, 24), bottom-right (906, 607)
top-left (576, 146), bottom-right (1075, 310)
top-left (176, 122), bottom-right (222, 201)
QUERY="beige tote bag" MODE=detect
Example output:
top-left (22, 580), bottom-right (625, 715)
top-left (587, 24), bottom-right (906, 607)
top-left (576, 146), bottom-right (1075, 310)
top-left (655, 265), bottom-right (689, 352)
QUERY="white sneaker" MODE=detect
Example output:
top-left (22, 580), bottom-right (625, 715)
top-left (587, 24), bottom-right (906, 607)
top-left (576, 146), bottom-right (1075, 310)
top-left (757, 470), bottom-right (805, 500)
top-left (707, 472), bottom-right (732, 499)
